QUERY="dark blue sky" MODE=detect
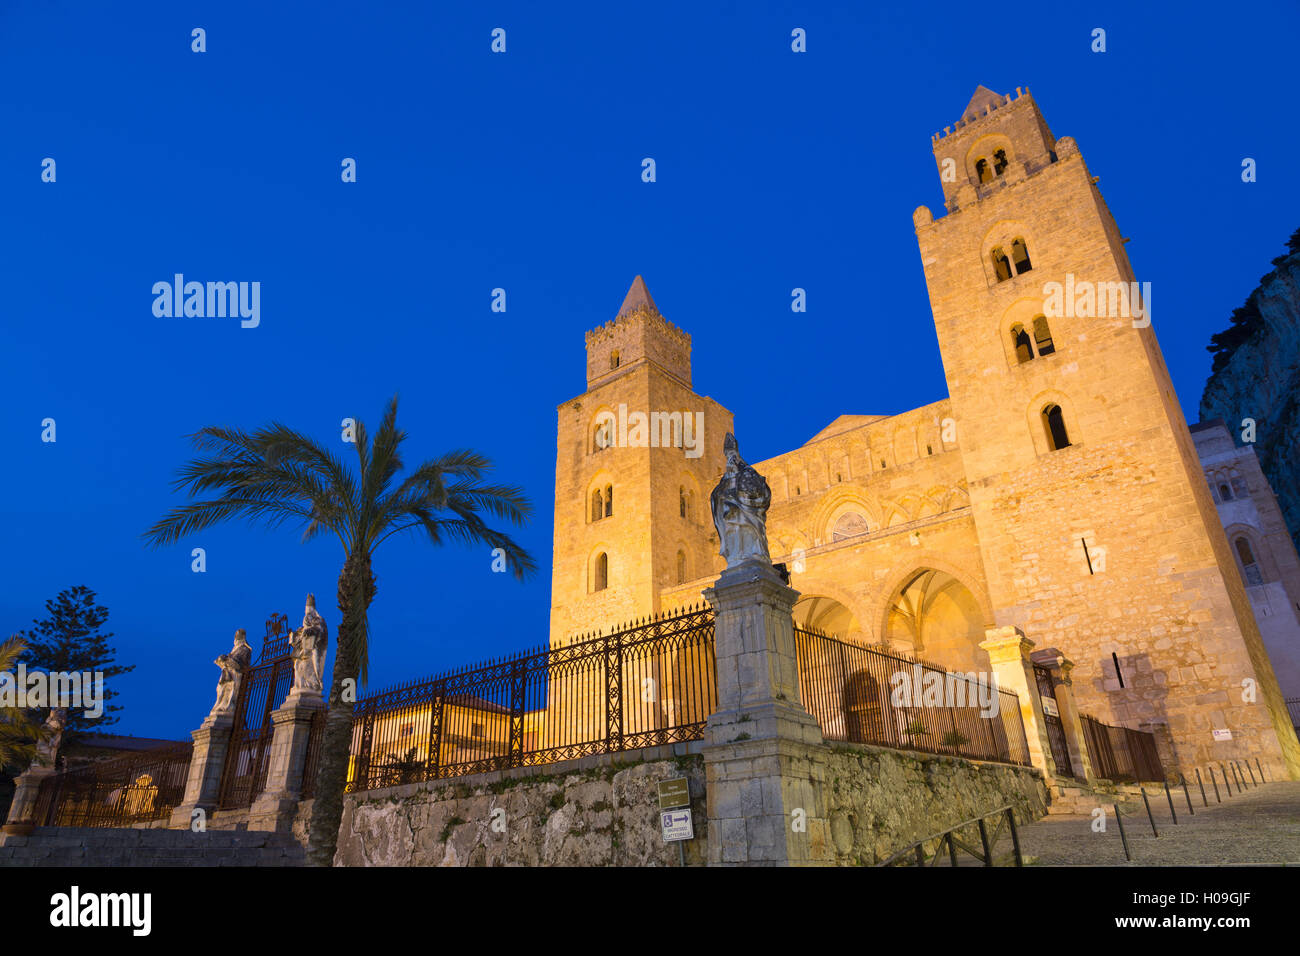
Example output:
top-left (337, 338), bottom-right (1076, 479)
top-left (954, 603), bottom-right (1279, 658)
top-left (3, 2), bottom-right (1297, 738)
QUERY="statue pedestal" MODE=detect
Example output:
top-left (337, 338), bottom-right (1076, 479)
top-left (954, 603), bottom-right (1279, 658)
top-left (702, 560), bottom-right (833, 866)
top-left (169, 712), bottom-right (234, 830)
top-left (248, 689), bottom-right (325, 832)
top-left (2, 765), bottom-right (57, 835)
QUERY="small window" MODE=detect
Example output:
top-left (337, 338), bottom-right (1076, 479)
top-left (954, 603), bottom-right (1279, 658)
top-left (926, 445), bottom-right (933, 455)
top-left (1235, 537), bottom-right (1263, 587)
top-left (676, 550), bottom-right (686, 585)
top-left (591, 489), bottom-right (604, 522)
top-left (836, 473), bottom-right (842, 483)
top-left (593, 421), bottom-right (611, 453)
top-left (1218, 484), bottom-right (1232, 502)
top-left (679, 486), bottom-right (687, 518)
top-left (610, 350), bottom-right (620, 370)
top-left (1032, 315), bottom-right (1055, 356)
top-left (593, 552), bottom-right (608, 592)
top-left (1043, 404), bottom-right (1071, 451)
top-left (992, 247), bottom-right (1013, 282)
top-left (1011, 323), bottom-right (1033, 363)
top-left (604, 484), bottom-right (613, 517)
top-left (1011, 238), bottom-right (1032, 275)
top-left (993, 149), bottom-right (1009, 176)
top-left (976, 158), bottom-right (992, 184)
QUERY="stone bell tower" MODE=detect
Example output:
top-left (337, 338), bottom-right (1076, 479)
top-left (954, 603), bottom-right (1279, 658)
top-left (913, 86), bottom-right (1300, 778)
top-left (548, 277), bottom-right (732, 645)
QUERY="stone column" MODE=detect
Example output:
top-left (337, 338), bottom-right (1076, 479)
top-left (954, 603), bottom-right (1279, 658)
top-left (702, 560), bottom-right (833, 866)
top-left (2, 765), bottom-right (57, 835)
top-left (979, 626), bottom-right (1059, 781)
top-left (248, 688), bottom-right (325, 831)
top-left (1031, 649), bottom-right (1093, 782)
top-left (169, 713), bottom-right (234, 829)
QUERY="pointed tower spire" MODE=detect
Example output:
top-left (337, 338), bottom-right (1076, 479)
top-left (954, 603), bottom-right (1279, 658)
top-left (617, 275), bottom-right (658, 318)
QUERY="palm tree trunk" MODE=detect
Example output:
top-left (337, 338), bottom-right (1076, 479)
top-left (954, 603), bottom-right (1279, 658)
top-left (305, 551), bottom-right (375, 866)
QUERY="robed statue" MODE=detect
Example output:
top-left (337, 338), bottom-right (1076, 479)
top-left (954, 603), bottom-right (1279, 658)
top-left (210, 629), bottom-right (252, 718)
top-left (289, 594), bottom-right (328, 695)
top-left (710, 433), bottom-right (772, 568)
top-left (32, 707), bottom-right (68, 769)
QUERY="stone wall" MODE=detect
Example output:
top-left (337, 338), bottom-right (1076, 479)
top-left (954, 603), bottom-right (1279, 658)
top-left (331, 736), bottom-right (1045, 867)
top-left (334, 745), bottom-right (708, 867)
top-left (819, 742), bottom-right (1047, 864)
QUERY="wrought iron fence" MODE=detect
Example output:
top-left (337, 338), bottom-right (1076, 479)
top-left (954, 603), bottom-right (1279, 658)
top-left (1080, 714), bottom-right (1164, 783)
top-left (793, 626), bottom-right (1031, 766)
top-left (31, 741), bottom-right (193, 828)
top-left (346, 604), bottom-right (717, 792)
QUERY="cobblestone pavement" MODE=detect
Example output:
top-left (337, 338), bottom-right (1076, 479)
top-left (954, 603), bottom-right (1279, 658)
top-left (1017, 781), bottom-right (1300, 865)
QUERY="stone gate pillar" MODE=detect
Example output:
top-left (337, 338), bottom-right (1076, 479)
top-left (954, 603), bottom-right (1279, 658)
top-left (702, 561), bottom-right (833, 866)
top-left (248, 688), bottom-right (325, 831)
top-left (2, 765), bottom-right (56, 835)
top-left (1031, 648), bottom-right (1093, 781)
top-left (979, 626), bottom-right (1060, 781)
top-left (169, 712), bottom-right (234, 829)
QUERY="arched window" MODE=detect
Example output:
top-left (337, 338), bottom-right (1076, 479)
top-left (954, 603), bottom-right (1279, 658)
top-left (593, 552), bottom-right (608, 592)
top-left (604, 485), bottom-right (613, 517)
top-left (1043, 404), bottom-right (1071, 451)
top-left (975, 158), bottom-right (992, 184)
top-left (926, 444), bottom-right (933, 455)
top-left (593, 419), bottom-right (612, 453)
top-left (1011, 323), bottom-right (1033, 363)
top-left (991, 247), bottom-right (1013, 282)
top-left (1218, 483), bottom-right (1232, 502)
top-left (1032, 315), bottom-right (1055, 356)
top-left (843, 673), bottom-right (884, 744)
top-left (1011, 238), bottom-right (1032, 274)
top-left (590, 489), bottom-right (604, 522)
top-left (679, 486), bottom-right (687, 518)
top-left (1235, 537), bottom-right (1263, 586)
top-left (676, 550), bottom-right (686, 585)
top-left (610, 350), bottom-right (620, 370)
top-left (993, 149), bottom-right (1009, 176)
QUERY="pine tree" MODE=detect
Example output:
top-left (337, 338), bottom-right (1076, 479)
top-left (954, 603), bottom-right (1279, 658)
top-left (17, 586), bottom-right (134, 735)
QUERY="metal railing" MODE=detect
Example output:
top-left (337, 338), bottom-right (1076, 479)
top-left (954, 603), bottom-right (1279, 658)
top-left (346, 604), bottom-right (717, 792)
top-left (879, 805), bottom-right (1023, 866)
top-left (793, 626), bottom-right (1031, 766)
top-left (1079, 714), bottom-right (1164, 783)
top-left (1286, 697), bottom-right (1300, 734)
top-left (30, 741), bottom-right (193, 828)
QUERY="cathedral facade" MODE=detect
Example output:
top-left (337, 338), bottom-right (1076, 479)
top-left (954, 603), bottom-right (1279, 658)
top-left (548, 87), bottom-right (1300, 779)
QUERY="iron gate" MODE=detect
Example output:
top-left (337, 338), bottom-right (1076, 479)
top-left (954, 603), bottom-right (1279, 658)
top-left (1033, 663), bottom-right (1076, 779)
top-left (217, 613), bottom-right (294, 809)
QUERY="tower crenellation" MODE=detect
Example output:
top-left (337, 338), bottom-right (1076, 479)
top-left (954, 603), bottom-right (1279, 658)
top-left (584, 275), bottom-right (692, 389)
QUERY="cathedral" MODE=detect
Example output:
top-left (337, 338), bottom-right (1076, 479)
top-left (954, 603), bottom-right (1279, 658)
top-left (547, 86), bottom-right (1300, 779)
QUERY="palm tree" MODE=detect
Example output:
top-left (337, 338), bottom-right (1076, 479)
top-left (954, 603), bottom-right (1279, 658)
top-left (0, 636), bottom-right (44, 771)
top-left (143, 396), bottom-right (536, 865)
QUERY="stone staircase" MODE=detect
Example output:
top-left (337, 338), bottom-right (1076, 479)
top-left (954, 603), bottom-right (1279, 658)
top-left (1046, 778), bottom-right (1151, 815)
top-left (0, 826), bottom-right (306, 866)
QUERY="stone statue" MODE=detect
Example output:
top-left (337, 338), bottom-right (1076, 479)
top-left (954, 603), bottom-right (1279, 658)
top-left (32, 707), bottom-right (67, 768)
top-left (210, 629), bottom-right (252, 718)
top-left (289, 594), bottom-right (328, 695)
top-left (710, 433), bottom-right (773, 568)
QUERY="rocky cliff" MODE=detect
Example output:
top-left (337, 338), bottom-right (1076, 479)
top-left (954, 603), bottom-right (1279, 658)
top-left (1200, 228), bottom-right (1300, 553)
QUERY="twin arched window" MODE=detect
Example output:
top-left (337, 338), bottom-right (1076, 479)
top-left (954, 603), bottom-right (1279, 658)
top-left (992, 238), bottom-right (1033, 282)
top-left (973, 149), bottom-right (1010, 185)
top-left (1012, 316), bottom-right (1056, 363)
top-left (590, 485), bottom-right (613, 522)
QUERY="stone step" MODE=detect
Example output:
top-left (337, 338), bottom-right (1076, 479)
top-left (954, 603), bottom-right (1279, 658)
top-left (0, 826), bottom-right (306, 867)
